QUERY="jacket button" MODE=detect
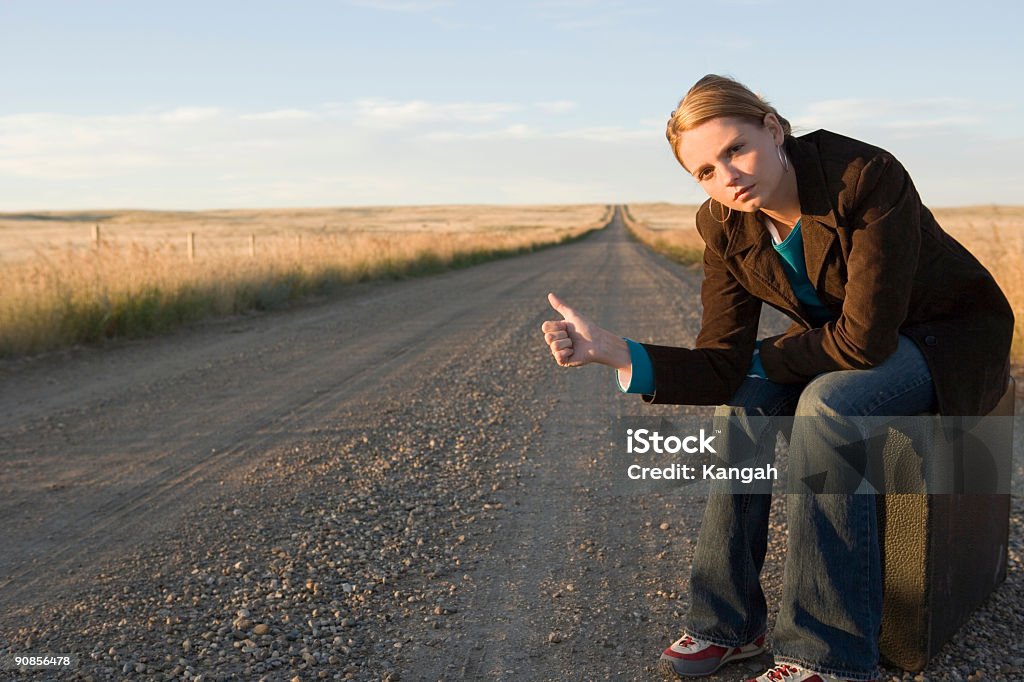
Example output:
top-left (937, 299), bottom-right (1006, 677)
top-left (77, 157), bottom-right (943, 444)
top-left (924, 335), bottom-right (938, 347)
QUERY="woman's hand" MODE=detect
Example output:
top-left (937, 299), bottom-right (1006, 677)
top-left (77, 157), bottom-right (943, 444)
top-left (540, 292), bottom-right (631, 372)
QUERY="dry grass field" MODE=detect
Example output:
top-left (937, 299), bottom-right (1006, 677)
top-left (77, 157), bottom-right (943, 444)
top-left (625, 203), bottom-right (1024, 362)
top-left (0, 204), bottom-right (611, 356)
top-left (0, 204), bottom-right (612, 263)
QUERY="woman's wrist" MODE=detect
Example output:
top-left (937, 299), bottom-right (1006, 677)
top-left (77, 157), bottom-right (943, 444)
top-left (603, 332), bottom-right (631, 371)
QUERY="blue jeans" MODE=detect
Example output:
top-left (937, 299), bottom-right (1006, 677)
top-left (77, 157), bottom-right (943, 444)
top-left (684, 335), bottom-right (937, 680)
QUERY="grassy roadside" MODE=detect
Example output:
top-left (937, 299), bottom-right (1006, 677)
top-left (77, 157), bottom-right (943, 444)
top-left (621, 204), bottom-right (704, 266)
top-left (0, 205), bottom-right (613, 358)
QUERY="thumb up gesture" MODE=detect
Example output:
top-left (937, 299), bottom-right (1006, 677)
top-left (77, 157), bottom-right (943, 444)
top-left (540, 293), bottom-right (630, 371)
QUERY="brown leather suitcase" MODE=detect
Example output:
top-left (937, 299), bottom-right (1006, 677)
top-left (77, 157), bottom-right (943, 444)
top-left (877, 376), bottom-right (1016, 671)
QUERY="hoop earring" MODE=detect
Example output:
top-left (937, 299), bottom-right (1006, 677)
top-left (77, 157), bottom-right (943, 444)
top-left (710, 198), bottom-right (732, 224)
top-left (777, 144), bottom-right (790, 172)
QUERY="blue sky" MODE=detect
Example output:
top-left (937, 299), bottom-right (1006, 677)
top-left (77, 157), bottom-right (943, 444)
top-left (2, 0), bottom-right (1022, 210)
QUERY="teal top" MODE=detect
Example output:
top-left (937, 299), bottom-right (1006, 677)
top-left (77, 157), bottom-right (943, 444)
top-left (618, 218), bottom-right (837, 392)
top-left (771, 219), bottom-right (834, 327)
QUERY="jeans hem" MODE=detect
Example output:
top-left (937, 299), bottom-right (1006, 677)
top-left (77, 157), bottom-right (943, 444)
top-left (682, 626), bottom-right (766, 650)
top-left (772, 654), bottom-right (879, 681)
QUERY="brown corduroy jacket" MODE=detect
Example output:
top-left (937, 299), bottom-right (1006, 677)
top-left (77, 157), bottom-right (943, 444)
top-left (640, 129), bottom-right (1014, 416)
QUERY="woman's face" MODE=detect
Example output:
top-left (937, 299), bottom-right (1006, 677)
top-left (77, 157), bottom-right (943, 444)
top-left (675, 114), bottom-right (786, 214)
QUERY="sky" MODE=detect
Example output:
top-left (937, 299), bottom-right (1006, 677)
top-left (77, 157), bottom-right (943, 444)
top-left (1, 0), bottom-right (1022, 210)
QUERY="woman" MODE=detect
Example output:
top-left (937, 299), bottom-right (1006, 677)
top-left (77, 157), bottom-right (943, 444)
top-left (540, 74), bottom-right (1013, 682)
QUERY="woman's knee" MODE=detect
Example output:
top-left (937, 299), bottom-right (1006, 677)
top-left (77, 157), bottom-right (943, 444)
top-left (794, 375), bottom-right (853, 418)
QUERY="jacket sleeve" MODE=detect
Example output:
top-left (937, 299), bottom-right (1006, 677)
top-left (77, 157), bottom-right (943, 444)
top-left (759, 153), bottom-right (921, 381)
top-left (639, 238), bottom-right (762, 405)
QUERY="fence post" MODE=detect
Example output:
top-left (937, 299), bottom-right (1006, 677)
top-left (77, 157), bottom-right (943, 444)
top-left (250, 233), bottom-right (256, 258)
top-left (187, 232), bottom-right (195, 263)
top-left (92, 224), bottom-right (101, 249)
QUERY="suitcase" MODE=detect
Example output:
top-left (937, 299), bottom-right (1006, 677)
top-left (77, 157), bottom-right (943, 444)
top-left (877, 376), bottom-right (1016, 671)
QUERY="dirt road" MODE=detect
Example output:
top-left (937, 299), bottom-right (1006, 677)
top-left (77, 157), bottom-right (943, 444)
top-left (1, 207), bottom-right (1021, 681)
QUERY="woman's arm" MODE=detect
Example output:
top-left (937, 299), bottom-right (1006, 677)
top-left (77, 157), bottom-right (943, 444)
top-left (639, 239), bottom-right (763, 404)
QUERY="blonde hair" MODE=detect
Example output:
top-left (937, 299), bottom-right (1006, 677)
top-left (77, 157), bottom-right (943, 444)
top-left (666, 74), bottom-right (791, 168)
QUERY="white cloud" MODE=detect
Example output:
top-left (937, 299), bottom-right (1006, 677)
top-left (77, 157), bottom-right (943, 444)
top-left (215, 174), bottom-right (411, 205)
top-left (640, 116), bottom-right (668, 129)
top-left (240, 109), bottom-right (318, 121)
top-left (0, 153), bottom-right (164, 180)
top-left (0, 109), bottom-right (237, 181)
top-left (794, 97), bottom-right (983, 135)
top-left (352, 98), bottom-right (524, 128)
top-left (495, 176), bottom-right (619, 203)
top-left (554, 125), bottom-right (654, 142)
top-left (425, 123), bottom-right (541, 141)
top-left (423, 122), bottom-right (656, 143)
top-left (534, 100), bottom-right (577, 114)
top-left (0, 99), bottom-right (673, 208)
top-left (2, 96), bottom-right (1016, 209)
top-left (158, 107), bottom-right (224, 123)
top-left (786, 97), bottom-right (1024, 206)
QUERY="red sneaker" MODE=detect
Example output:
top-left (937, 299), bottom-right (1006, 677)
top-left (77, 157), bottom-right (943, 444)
top-left (746, 662), bottom-right (878, 682)
top-left (657, 631), bottom-right (767, 677)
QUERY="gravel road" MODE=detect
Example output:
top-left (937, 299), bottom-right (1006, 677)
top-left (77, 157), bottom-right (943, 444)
top-left (1, 207), bottom-right (1021, 681)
